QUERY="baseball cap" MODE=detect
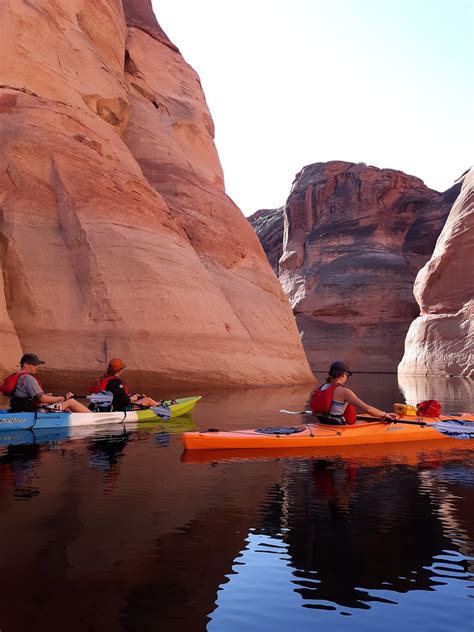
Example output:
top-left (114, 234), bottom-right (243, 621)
top-left (108, 358), bottom-right (126, 371)
top-left (329, 360), bottom-right (352, 376)
top-left (20, 353), bottom-right (45, 366)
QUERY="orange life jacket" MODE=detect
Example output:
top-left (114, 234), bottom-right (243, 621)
top-left (0, 371), bottom-right (44, 396)
top-left (89, 375), bottom-right (129, 395)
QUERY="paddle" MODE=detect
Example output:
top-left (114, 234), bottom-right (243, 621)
top-left (280, 409), bottom-right (473, 439)
top-left (387, 417), bottom-right (474, 439)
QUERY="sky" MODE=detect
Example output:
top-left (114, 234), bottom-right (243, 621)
top-left (152, 0), bottom-right (473, 216)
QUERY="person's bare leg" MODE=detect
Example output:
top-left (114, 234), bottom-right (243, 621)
top-left (136, 397), bottom-right (159, 408)
top-left (60, 399), bottom-right (90, 413)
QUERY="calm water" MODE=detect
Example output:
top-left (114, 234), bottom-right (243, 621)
top-left (0, 375), bottom-right (473, 632)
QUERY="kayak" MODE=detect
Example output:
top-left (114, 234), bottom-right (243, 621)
top-left (181, 438), bottom-right (470, 465)
top-left (182, 413), bottom-right (474, 451)
top-left (0, 414), bottom-right (197, 447)
top-left (135, 396), bottom-right (201, 420)
top-left (0, 396), bottom-right (201, 431)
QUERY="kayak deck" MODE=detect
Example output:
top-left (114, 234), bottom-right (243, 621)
top-left (182, 414), bottom-right (474, 450)
top-left (0, 396), bottom-right (202, 431)
top-left (136, 396), bottom-right (201, 421)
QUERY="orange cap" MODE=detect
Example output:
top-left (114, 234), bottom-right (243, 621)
top-left (108, 357), bottom-right (126, 372)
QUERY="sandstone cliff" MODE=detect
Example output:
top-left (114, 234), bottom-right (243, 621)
top-left (250, 161), bottom-right (458, 372)
top-left (247, 207), bottom-right (284, 275)
top-left (0, 0), bottom-right (313, 386)
top-left (398, 169), bottom-right (473, 377)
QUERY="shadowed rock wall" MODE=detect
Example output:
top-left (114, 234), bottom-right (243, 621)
top-left (247, 207), bottom-right (284, 275)
top-left (0, 0), bottom-right (313, 386)
top-left (399, 169), bottom-right (473, 377)
top-left (250, 161), bottom-right (458, 372)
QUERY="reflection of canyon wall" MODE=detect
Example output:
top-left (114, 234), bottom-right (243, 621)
top-left (0, 0), bottom-right (313, 386)
top-left (249, 161), bottom-right (459, 372)
top-left (398, 374), bottom-right (474, 411)
top-left (399, 170), bottom-right (474, 377)
top-left (0, 437), bottom-right (283, 632)
top-left (258, 460), bottom-right (460, 610)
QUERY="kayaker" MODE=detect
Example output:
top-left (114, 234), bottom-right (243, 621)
top-left (6, 353), bottom-right (90, 413)
top-left (89, 358), bottom-right (162, 412)
top-left (310, 360), bottom-right (394, 424)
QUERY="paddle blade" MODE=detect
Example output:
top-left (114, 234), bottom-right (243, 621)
top-left (150, 404), bottom-right (172, 420)
top-left (434, 419), bottom-right (474, 440)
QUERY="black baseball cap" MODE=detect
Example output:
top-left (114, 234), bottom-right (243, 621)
top-left (20, 353), bottom-right (46, 366)
top-left (329, 360), bottom-right (352, 376)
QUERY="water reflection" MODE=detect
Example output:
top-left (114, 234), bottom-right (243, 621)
top-left (0, 381), bottom-right (471, 632)
top-left (398, 374), bottom-right (474, 412)
top-left (209, 454), bottom-right (473, 630)
top-left (0, 442), bottom-right (41, 501)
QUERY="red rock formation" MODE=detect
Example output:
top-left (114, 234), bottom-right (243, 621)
top-left (0, 1), bottom-right (313, 386)
top-left (251, 161), bottom-right (458, 372)
top-left (399, 169), bottom-right (473, 377)
top-left (248, 207), bottom-right (284, 275)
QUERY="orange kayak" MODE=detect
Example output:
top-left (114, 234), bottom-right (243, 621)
top-left (182, 414), bottom-right (474, 451)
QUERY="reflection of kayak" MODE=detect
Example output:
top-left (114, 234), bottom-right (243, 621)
top-left (0, 396), bottom-right (201, 431)
top-left (181, 438), bottom-right (470, 465)
top-left (182, 414), bottom-right (474, 451)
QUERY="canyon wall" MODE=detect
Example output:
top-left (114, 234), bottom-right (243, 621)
top-left (249, 161), bottom-right (459, 372)
top-left (0, 0), bottom-right (313, 386)
top-left (399, 169), bottom-right (473, 377)
top-left (248, 208), bottom-right (284, 275)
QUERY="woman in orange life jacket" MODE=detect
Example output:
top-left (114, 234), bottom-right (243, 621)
top-left (5, 353), bottom-right (90, 413)
top-left (89, 358), bottom-right (162, 412)
top-left (311, 360), bottom-right (395, 425)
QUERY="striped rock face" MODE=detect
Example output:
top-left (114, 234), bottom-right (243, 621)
top-left (399, 169), bottom-right (474, 378)
top-left (250, 161), bottom-right (459, 373)
top-left (0, 0), bottom-right (313, 387)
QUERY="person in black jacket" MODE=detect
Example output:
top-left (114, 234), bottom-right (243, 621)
top-left (89, 358), bottom-right (162, 412)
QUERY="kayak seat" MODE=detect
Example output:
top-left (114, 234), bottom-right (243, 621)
top-left (255, 426), bottom-right (306, 435)
top-left (316, 415), bottom-right (347, 426)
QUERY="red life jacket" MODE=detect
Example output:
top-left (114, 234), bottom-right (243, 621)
top-left (310, 382), bottom-right (357, 425)
top-left (0, 371), bottom-right (44, 396)
top-left (417, 400), bottom-right (442, 417)
top-left (310, 382), bottom-right (341, 414)
top-left (89, 375), bottom-right (129, 395)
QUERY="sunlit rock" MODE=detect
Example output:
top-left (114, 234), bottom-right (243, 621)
top-left (251, 161), bottom-right (458, 373)
top-left (0, 0), bottom-right (313, 386)
top-left (399, 169), bottom-right (474, 377)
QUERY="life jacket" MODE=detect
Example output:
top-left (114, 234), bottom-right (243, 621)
top-left (89, 375), bottom-right (129, 396)
top-left (310, 382), bottom-right (357, 425)
top-left (310, 382), bottom-right (342, 414)
top-left (417, 400), bottom-right (442, 417)
top-left (0, 371), bottom-right (43, 397)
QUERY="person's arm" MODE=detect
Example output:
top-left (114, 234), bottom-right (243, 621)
top-left (341, 387), bottom-right (387, 419)
top-left (36, 393), bottom-right (66, 404)
top-left (20, 375), bottom-right (65, 405)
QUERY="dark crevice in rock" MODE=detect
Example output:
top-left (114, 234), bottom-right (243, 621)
top-left (0, 84), bottom-right (40, 98)
top-left (125, 49), bottom-right (141, 77)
